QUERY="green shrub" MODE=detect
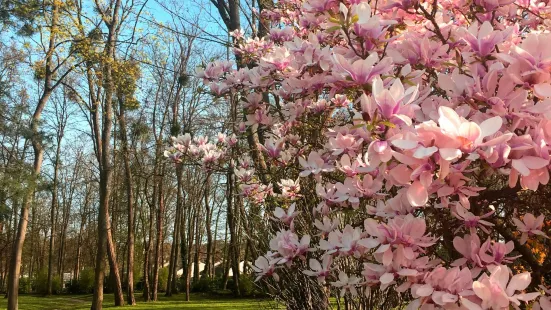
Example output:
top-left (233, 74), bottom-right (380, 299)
top-left (66, 279), bottom-right (80, 294)
top-left (238, 275), bottom-right (257, 297)
top-left (225, 277), bottom-right (235, 291)
top-left (191, 276), bottom-right (217, 293)
top-left (18, 277), bottom-right (31, 294)
top-left (133, 262), bottom-right (142, 287)
top-left (158, 267), bottom-right (169, 292)
top-left (77, 268), bottom-right (95, 293)
top-left (33, 269), bottom-right (62, 294)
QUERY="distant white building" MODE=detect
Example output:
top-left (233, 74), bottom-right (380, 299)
top-left (176, 262), bottom-right (206, 277)
top-left (176, 261), bottom-right (248, 277)
top-left (63, 272), bottom-right (73, 282)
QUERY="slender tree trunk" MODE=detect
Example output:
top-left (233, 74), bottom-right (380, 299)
top-left (193, 206), bottom-right (201, 283)
top-left (166, 202), bottom-right (178, 296)
top-left (143, 178), bottom-right (155, 302)
top-left (173, 174), bottom-right (184, 293)
top-left (57, 199), bottom-right (70, 281)
top-left (212, 202), bottom-right (221, 278)
top-left (166, 209), bottom-right (178, 296)
top-left (91, 1), bottom-right (123, 309)
top-left (7, 201), bottom-right (30, 309)
top-left (47, 140), bottom-right (62, 295)
top-left (203, 175), bottom-right (213, 278)
top-left (28, 195), bottom-right (36, 288)
top-left (75, 162), bottom-right (91, 281)
top-left (166, 240), bottom-right (175, 296)
top-left (74, 212), bottom-right (86, 281)
top-left (187, 195), bottom-right (198, 297)
top-left (226, 170), bottom-right (240, 296)
top-left (221, 220), bottom-right (229, 290)
top-left (91, 161), bottom-right (109, 310)
top-left (142, 216), bottom-right (152, 301)
top-left (117, 99), bottom-right (136, 305)
top-left (167, 165), bottom-right (183, 296)
top-left (106, 213), bottom-right (124, 305)
top-left (171, 206), bottom-right (181, 293)
top-left (6, 1), bottom-right (59, 307)
top-left (180, 185), bottom-right (191, 301)
top-left (152, 163), bottom-right (165, 299)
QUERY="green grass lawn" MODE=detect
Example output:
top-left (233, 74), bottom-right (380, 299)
top-left (0, 293), bottom-right (280, 310)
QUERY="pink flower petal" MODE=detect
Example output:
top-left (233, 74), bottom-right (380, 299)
top-left (407, 180), bottom-right (428, 207)
top-left (534, 83), bottom-right (551, 98)
top-left (416, 284), bottom-right (434, 297)
top-left (479, 116), bottom-right (502, 138)
top-left (380, 272), bottom-right (394, 284)
top-left (506, 272), bottom-right (531, 295)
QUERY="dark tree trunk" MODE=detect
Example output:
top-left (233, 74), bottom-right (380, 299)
top-left (226, 170), bottom-right (240, 296)
top-left (91, 1), bottom-right (124, 309)
top-left (142, 198), bottom-right (153, 301)
top-left (117, 98), bottom-right (136, 305)
top-left (6, 1), bottom-right (59, 308)
top-left (203, 175), bottom-right (213, 278)
top-left (166, 167), bottom-right (183, 296)
top-left (152, 163), bottom-right (165, 300)
top-left (47, 140), bottom-right (61, 295)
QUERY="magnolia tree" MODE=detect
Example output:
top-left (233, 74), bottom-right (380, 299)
top-left (166, 0), bottom-right (551, 308)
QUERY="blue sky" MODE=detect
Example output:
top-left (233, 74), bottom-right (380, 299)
top-left (2, 0), bottom-right (236, 180)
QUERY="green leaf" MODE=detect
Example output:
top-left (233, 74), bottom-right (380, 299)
top-left (326, 26), bottom-right (342, 33)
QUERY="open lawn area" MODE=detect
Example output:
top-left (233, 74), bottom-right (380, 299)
top-left (0, 293), bottom-right (279, 310)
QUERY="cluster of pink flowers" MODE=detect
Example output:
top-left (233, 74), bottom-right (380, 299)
top-left (165, 132), bottom-right (237, 171)
top-left (169, 0), bottom-right (551, 308)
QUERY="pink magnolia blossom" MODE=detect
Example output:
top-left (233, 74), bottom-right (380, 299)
top-left (471, 265), bottom-right (539, 309)
top-left (375, 214), bottom-right (436, 258)
top-left (389, 35), bottom-right (450, 67)
top-left (365, 140), bottom-right (393, 167)
top-left (452, 204), bottom-right (495, 234)
top-left (533, 286), bottom-right (551, 310)
top-left (453, 234), bottom-right (485, 271)
top-left (410, 266), bottom-right (474, 308)
top-left (302, 256), bottom-right (332, 284)
top-left (269, 230), bottom-right (312, 265)
top-left (452, 234), bottom-right (519, 271)
top-left (313, 217), bottom-right (340, 235)
top-left (299, 151), bottom-right (334, 177)
top-left (328, 133), bottom-right (363, 156)
top-left (331, 271), bottom-right (361, 297)
top-left (337, 154), bottom-right (372, 176)
top-left (438, 69), bottom-right (475, 99)
top-left (509, 156), bottom-right (550, 190)
top-left (332, 52), bottom-right (393, 85)
top-left (319, 225), bottom-right (379, 257)
top-left (252, 255), bottom-right (279, 282)
top-left (334, 178), bottom-right (363, 208)
top-left (479, 239), bottom-right (519, 266)
top-left (245, 106), bottom-right (273, 126)
top-left (498, 33), bottom-right (551, 86)
top-left (534, 296), bottom-right (551, 310)
top-left (235, 168), bottom-right (255, 183)
top-left (278, 178), bottom-right (301, 200)
top-left (273, 203), bottom-right (300, 228)
top-left (462, 21), bottom-right (504, 57)
top-left (512, 213), bottom-right (548, 245)
top-left (371, 76), bottom-right (419, 126)
top-left (437, 106), bottom-right (503, 153)
top-left (260, 137), bottom-right (285, 159)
